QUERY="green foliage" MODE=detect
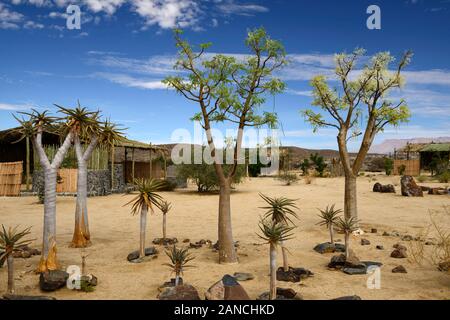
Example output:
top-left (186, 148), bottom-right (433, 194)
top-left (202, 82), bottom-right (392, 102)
top-left (257, 218), bottom-right (295, 245)
top-left (398, 164), bottom-right (407, 176)
top-left (277, 172), bottom-right (299, 185)
top-left (429, 154), bottom-right (449, 176)
top-left (164, 245), bottom-right (195, 276)
top-left (259, 193), bottom-right (299, 225)
top-left (438, 171), bottom-right (450, 183)
top-left (300, 158), bottom-right (311, 175)
top-left (124, 178), bottom-right (166, 214)
top-left (158, 200), bottom-right (172, 214)
top-left (176, 161), bottom-right (245, 193)
top-left (417, 175), bottom-right (427, 183)
top-left (310, 153), bottom-right (327, 177)
top-left (316, 204), bottom-right (342, 228)
top-left (335, 217), bottom-right (359, 235)
top-left (0, 225), bottom-right (33, 260)
top-left (384, 157), bottom-right (394, 176)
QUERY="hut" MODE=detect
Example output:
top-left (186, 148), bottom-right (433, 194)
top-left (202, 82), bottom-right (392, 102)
top-left (419, 143), bottom-right (450, 175)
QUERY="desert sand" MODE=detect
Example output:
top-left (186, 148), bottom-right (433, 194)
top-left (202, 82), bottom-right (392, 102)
top-left (1, 175), bottom-right (449, 300)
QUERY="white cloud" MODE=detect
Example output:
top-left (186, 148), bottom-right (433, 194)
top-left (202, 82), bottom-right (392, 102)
top-left (24, 20), bottom-right (44, 29)
top-left (0, 102), bottom-right (33, 111)
top-left (285, 88), bottom-right (312, 97)
top-left (217, 0), bottom-right (269, 16)
top-left (0, 3), bottom-right (24, 29)
top-left (84, 0), bottom-right (125, 15)
top-left (93, 72), bottom-right (168, 90)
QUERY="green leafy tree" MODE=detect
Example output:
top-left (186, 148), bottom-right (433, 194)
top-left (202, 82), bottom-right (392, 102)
top-left (310, 153), bottom-right (327, 177)
top-left (384, 157), bottom-right (394, 176)
top-left (300, 158), bottom-right (311, 175)
top-left (164, 28), bottom-right (287, 263)
top-left (302, 49), bottom-right (412, 221)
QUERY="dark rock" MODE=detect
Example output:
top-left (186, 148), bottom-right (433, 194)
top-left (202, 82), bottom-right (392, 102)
top-left (376, 245), bottom-right (384, 250)
top-left (382, 231), bottom-right (391, 236)
top-left (392, 265), bottom-right (407, 273)
top-left (205, 275), bottom-right (250, 300)
top-left (313, 242), bottom-right (345, 254)
top-left (401, 175), bottom-right (423, 197)
top-left (276, 267), bottom-right (300, 283)
top-left (343, 267), bottom-right (367, 275)
top-left (160, 278), bottom-right (183, 290)
top-left (127, 247), bottom-right (158, 262)
top-left (152, 238), bottom-right (178, 246)
top-left (233, 272), bottom-right (254, 281)
top-left (373, 183), bottom-right (395, 193)
top-left (419, 185), bottom-right (430, 191)
top-left (158, 284), bottom-right (200, 300)
top-left (257, 288), bottom-right (302, 300)
top-left (438, 261), bottom-right (450, 272)
top-left (428, 188), bottom-right (447, 195)
top-left (328, 254), bottom-right (347, 269)
top-left (371, 228), bottom-right (378, 233)
top-left (393, 243), bottom-right (407, 251)
top-left (333, 295), bottom-right (362, 300)
top-left (189, 242), bottom-right (203, 249)
top-left (362, 261), bottom-right (383, 268)
top-left (290, 267), bottom-right (314, 279)
top-left (39, 270), bottom-right (69, 292)
top-left (361, 238), bottom-right (371, 245)
top-left (2, 294), bottom-right (57, 300)
top-left (425, 241), bottom-right (435, 246)
top-left (182, 239), bottom-right (190, 243)
top-left (391, 249), bottom-right (407, 259)
top-left (401, 235), bottom-right (413, 241)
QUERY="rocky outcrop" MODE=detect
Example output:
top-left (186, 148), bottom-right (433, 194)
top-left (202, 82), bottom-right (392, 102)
top-left (400, 176), bottom-right (423, 197)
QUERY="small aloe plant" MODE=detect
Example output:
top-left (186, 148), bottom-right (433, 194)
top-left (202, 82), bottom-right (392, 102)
top-left (158, 200), bottom-right (172, 240)
top-left (257, 218), bottom-right (295, 300)
top-left (164, 245), bottom-right (195, 286)
top-left (335, 217), bottom-right (359, 259)
top-left (0, 225), bottom-right (34, 294)
top-left (316, 204), bottom-right (342, 245)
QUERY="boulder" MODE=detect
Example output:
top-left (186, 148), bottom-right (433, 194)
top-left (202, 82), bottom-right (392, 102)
top-left (371, 228), bottom-right (378, 233)
top-left (401, 176), bottom-right (423, 197)
top-left (419, 185), bottom-right (430, 191)
top-left (233, 272), bottom-right (254, 281)
top-left (158, 284), bottom-right (200, 300)
top-left (313, 242), bottom-right (345, 254)
top-left (182, 239), bottom-right (190, 243)
top-left (152, 238), bottom-right (178, 246)
top-left (373, 183), bottom-right (395, 193)
top-left (392, 265), bottom-right (407, 273)
top-left (391, 249), bottom-right (407, 259)
top-left (428, 188), bottom-right (447, 195)
top-left (376, 245), bottom-right (384, 250)
top-left (361, 238), bottom-right (371, 245)
top-left (290, 267), bottom-right (314, 279)
top-left (39, 270), bottom-right (69, 292)
top-left (205, 275), bottom-right (250, 300)
top-left (401, 235), bottom-right (413, 241)
top-left (276, 267), bottom-right (300, 283)
top-left (127, 247), bottom-right (158, 262)
top-left (393, 243), bottom-right (407, 251)
top-left (438, 261), bottom-right (450, 272)
top-left (328, 254), bottom-right (347, 269)
top-left (257, 287), bottom-right (302, 300)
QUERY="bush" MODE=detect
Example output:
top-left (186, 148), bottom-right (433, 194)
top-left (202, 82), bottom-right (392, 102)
top-left (159, 179), bottom-right (178, 191)
top-left (310, 153), bottom-right (327, 177)
top-left (176, 161), bottom-right (245, 193)
top-left (277, 172), bottom-right (299, 186)
top-left (417, 175), bottom-right (427, 183)
top-left (300, 159), bottom-right (311, 176)
top-left (384, 158), bottom-right (394, 176)
top-left (398, 164), bottom-right (406, 176)
top-left (438, 171), bottom-right (450, 183)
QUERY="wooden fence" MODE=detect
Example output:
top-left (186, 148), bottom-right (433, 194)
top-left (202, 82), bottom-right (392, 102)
top-left (393, 159), bottom-right (420, 176)
top-left (0, 161), bottom-right (22, 196)
top-left (56, 168), bottom-right (78, 193)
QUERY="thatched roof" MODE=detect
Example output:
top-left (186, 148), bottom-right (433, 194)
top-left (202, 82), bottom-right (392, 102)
top-left (420, 143), bottom-right (450, 152)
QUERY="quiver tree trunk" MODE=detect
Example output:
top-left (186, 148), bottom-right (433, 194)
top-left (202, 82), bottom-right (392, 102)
top-left (70, 136), bottom-right (98, 248)
top-left (280, 240), bottom-right (289, 272)
top-left (329, 224), bottom-right (334, 245)
top-left (175, 273), bottom-right (181, 286)
top-left (7, 254), bottom-right (14, 294)
top-left (139, 205), bottom-right (148, 258)
top-left (218, 180), bottom-right (238, 264)
top-left (344, 173), bottom-right (358, 220)
top-left (269, 243), bottom-right (277, 300)
top-left (162, 213), bottom-right (167, 240)
top-left (344, 232), bottom-right (350, 259)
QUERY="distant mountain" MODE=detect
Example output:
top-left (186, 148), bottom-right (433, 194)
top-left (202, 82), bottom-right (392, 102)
top-left (370, 137), bottom-right (450, 154)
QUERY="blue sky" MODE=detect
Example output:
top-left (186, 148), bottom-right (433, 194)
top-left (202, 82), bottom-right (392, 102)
top-left (1, 0), bottom-right (449, 151)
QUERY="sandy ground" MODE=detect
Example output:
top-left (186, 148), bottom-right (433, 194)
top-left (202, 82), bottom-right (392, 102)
top-left (0, 175), bottom-right (449, 300)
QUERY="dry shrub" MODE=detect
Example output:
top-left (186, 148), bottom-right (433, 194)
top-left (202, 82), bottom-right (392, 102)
top-left (304, 175), bottom-right (315, 185)
top-left (408, 205), bottom-right (450, 272)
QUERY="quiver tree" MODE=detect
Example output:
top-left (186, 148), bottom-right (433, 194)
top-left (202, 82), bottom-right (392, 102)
top-left (302, 49), bottom-right (412, 222)
top-left (11, 117), bottom-right (34, 191)
top-left (125, 179), bottom-right (165, 259)
top-left (335, 217), bottom-right (359, 259)
top-left (257, 219), bottom-right (294, 300)
top-left (17, 109), bottom-right (74, 272)
top-left (57, 104), bottom-right (101, 248)
top-left (259, 193), bottom-right (298, 272)
top-left (0, 225), bottom-right (33, 294)
top-left (316, 204), bottom-right (342, 245)
top-left (164, 27), bottom-right (286, 264)
top-left (164, 245), bottom-right (195, 286)
top-left (158, 200), bottom-right (172, 240)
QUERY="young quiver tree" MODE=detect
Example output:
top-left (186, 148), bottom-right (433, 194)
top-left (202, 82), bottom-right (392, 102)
top-left (259, 193), bottom-right (298, 272)
top-left (164, 28), bottom-right (286, 264)
top-left (158, 200), bottom-right (172, 240)
top-left (125, 179), bottom-right (165, 259)
top-left (57, 104), bottom-right (101, 248)
top-left (316, 204), bottom-right (342, 245)
top-left (0, 225), bottom-right (33, 294)
top-left (17, 110), bottom-right (74, 272)
top-left (335, 217), bottom-right (359, 259)
top-left (302, 49), bottom-right (412, 221)
top-left (164, 245), bottom-right (195, 286)
top-left (258, 219), bottom-right (294, 300)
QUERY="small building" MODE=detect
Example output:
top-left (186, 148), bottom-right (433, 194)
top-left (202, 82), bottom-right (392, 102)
top-left (419, 143), bottom-right (450, 174)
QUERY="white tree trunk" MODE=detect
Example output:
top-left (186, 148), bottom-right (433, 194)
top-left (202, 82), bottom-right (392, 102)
top-left (344, 232), bottom-right (350, 259)
top-left (140, 205), bottom-right (148, 258)
top-left (280, 240), bottom-right (289, 272)
top-left (163, 213), bottom-right (167, 240)
top-left (329, 224), bottom-right (334, 245)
